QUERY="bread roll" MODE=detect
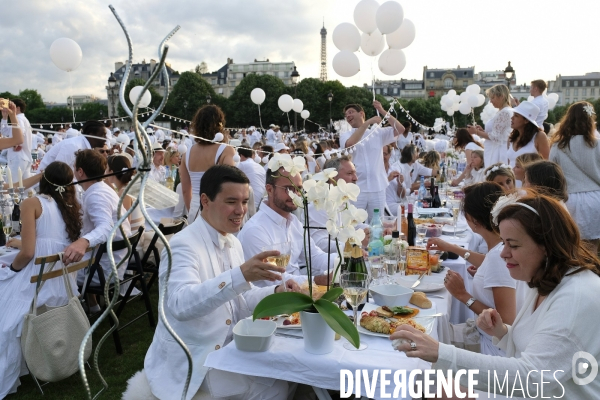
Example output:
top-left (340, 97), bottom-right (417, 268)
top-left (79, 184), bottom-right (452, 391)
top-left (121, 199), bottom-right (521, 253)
top-left (409, 292), bottom-right (432, 309)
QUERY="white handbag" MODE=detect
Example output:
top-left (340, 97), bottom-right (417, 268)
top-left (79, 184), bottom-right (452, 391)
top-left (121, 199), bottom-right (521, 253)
top-left (20, 259), bottom-right (92, 382)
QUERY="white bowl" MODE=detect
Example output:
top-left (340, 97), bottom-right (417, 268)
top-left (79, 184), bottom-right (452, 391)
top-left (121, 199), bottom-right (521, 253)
top-left (233, 319), bottom-right (276, 352)
top-left (369, 284), bottom-right (414, 307)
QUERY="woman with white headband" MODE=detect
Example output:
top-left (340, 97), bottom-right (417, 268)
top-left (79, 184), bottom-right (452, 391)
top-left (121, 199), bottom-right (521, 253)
top-left (391, 189), bottom-right (600, 398)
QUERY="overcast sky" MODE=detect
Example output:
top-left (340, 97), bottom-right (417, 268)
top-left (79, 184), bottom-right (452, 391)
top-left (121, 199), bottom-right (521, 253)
top-left (2, 0), bottom-right (599, 103)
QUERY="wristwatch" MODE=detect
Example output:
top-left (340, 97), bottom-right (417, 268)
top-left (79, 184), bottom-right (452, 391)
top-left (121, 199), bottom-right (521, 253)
top-left (463, 251), bottom-right (471, 261)
top-left (465, 297), bottom-right (476, 308)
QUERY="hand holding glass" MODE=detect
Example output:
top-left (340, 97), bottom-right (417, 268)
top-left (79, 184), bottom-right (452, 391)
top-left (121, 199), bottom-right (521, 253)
top-left (262, 242), bottom-right (291, 291)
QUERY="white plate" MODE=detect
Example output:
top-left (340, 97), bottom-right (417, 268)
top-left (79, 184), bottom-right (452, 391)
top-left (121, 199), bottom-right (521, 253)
top-left (248, 315), bottom-right (302, 329)
top-left (442, 224), bottom-right (468, 234)
top-left (356, 303), bottom-right (436, 338)
top-left (395, 275), bottom-right (446, 293)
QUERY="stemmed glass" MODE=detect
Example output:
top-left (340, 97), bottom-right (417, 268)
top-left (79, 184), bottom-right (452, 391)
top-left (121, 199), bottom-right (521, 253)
top-left (262, 242), bottom-right (291, 292)
top-left (2, 213), bottom-right (12, 238)
top-left (340, 272), bottom-right (370, 351)
top-left (416, 225), bottom-right (428, 247)
top-left (450, 200), bottom-right (461, 238)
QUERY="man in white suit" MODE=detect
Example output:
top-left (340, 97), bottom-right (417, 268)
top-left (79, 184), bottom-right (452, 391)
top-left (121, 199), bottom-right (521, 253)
top-left (132, 165), bottom-right (296, 400)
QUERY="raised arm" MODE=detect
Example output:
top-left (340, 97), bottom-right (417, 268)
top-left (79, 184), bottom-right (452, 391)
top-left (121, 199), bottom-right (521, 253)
top-left (0, 100), bottom-right (24, 150)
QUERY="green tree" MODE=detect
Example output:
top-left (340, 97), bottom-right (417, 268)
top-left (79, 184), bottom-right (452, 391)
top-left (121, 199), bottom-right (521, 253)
top-left (19, 89), bottom-right (45, 111)
top-left (117, 78), bottom-right (164, 117)
top-left (0, 91), bottom-right (15, 100)
top-left (77, 102), bottom-right (109, 122)
top-left (194, 62), bottom-right (208, 75)
top-left (164, 71), bottom-right (218, 123)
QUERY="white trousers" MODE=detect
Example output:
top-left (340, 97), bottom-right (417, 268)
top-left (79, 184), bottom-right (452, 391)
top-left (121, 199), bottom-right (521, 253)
top-left (7, 157), bottom-right (31, 184)
top-left (354, 189), bottom-right (387, 222)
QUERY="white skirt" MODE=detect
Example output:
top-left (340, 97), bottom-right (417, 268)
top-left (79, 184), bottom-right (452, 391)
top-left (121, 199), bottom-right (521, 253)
top-left (566, 190), bottom-right (600, 240)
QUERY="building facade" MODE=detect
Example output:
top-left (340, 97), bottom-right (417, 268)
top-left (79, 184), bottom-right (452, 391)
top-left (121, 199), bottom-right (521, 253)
top-left (474, 70), bottom-right (517, 92)
top-left (66, 94), bottom-right (100, 110)
top-left (548, 72), bottom-right (600, 106)
top-left (365, 79), bottom-right (425, 100)
top-left (423, 66), bottom-right (476, 97)
top-left (202, 58), bottom-right (297, 98)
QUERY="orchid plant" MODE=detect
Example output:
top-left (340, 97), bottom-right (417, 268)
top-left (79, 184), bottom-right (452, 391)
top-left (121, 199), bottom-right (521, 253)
top-left (252, 153), bottom-right (368, 348)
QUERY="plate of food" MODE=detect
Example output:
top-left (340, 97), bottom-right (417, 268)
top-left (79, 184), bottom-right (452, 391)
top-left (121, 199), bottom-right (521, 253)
top-left (256, 312), bottom-right (302, 329)
top-left (395, 275), bottom-right (445, 293)
top-left (357, 303), bottom-right (436, 338)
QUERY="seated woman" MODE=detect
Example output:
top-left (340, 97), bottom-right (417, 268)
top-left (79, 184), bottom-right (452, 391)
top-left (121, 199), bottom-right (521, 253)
top-left (451, 150), bottom-right (485, 187)
top-left (523, 160), bottom-right (568, 204)
top-left (421, 150), bottom-right (441, 171)
top-left (512, 152), bottom-right (543, 182)
top-left (0, 161), bottom-right (82, 398)
top-left (484, 163), bottom-right (515, 192)
top-left (453, 127), bottom-right (484, 162)
top-left (389, 144), bottom-right (438, 194)
top-left (393, 190), bottom-right (600, 398)
top-left (106, 154), bottom-right (145, 232)
top-left (427, 182), bottom-right (517, 356)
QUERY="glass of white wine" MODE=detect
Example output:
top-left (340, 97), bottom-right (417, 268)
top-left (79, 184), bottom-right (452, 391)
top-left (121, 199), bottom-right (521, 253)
top-left (451, 200), bottom-right (461, 238)
top-left (2, 213), bottom-right (12, 238)
top-left (262, 242), bottom-right (291, 292)
top-left (340, 272), bottom-right (370, 351)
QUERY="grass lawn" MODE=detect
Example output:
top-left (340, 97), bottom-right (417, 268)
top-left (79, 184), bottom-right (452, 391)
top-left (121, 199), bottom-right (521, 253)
top-left (7, 285), bottom-right (159, 400)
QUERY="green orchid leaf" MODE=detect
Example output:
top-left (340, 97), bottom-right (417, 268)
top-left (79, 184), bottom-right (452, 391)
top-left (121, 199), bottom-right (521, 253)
top-left (313, 299), bottom-right (360, 348)
top-left (319, 287), bottom-right (343, 303)
top-left (253, 292), bottom-right (314, 320)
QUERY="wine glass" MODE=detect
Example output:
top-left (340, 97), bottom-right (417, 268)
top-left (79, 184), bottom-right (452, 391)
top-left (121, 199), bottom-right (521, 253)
top-left (450, 200), bottom-right (461, 238)
top-left (416, 225), bottom-right (428, 247)
top-left (262, 242), bottom-right (292, 292)
top-left (2, 213), bottom-right (12, 238)
top-left (340, 272), bottom-right (370, 351)
top-left (381, 216), bottom-right (397, 233)
top-left (369, 257), bottom-right (385, 286)
top-left (383, 255), bottom-right (397, 283)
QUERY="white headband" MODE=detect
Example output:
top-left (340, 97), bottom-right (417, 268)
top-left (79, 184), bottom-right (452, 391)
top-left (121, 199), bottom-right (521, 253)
top-left (491, 192), bottom-right (539, 226)
top-left (485, 163), bottom-right (511, 178)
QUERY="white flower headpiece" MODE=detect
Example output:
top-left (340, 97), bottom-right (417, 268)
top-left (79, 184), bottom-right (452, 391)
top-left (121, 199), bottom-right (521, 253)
top-left (485, 164), bottom-right (511, 178)
top-left (491, 191), bottom-right (539, 226)
top-left (583, 104), bottom-right (596, 117)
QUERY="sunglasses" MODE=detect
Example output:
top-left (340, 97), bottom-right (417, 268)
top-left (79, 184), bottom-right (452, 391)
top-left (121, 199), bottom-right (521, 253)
top-left (94, 148), bottom-right (110, 154)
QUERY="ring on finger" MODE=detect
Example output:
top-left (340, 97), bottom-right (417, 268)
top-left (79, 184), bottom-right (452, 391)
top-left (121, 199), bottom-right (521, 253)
top-left (410, 341), bottom-right (417, 351)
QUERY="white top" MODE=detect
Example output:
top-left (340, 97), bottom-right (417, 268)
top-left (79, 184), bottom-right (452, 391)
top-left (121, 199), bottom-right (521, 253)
top-left (238, 202), bottom-right (335, 282)
top-left (437, 269), bottom-right (600, 398)
top-left (389, 160), bottom-right (432, 190)
top-left (155, 129), bottom-right (165, 142)
top-left (148, 164), bottom-right (166, 183)
top-left (249, 130), bottom-right (262, 147)
top-left (483, 107), bottom-right (513, 167)
top-left (6, 113), bottom-right (33, 163)
top-left (265, 129), bottom-right (276, 146)
top-left (397, 131), bottom-right (413, 150)
top-left (340, 126), bottom-right (396, 193)
top-left (39, 135), bottom-right (91, 171)
top-left (507, 132), bottom-right (538, 168)
top-left (463, 167), bottom-right (486, 186)
top-left (236, 158), bottom-right (266, 209)
top-left (549, 135), bottom-right (600, 193)
top-left (531, 95), bottom-right (549, 127)
top-left (464, 142), bottom-right (482, 151)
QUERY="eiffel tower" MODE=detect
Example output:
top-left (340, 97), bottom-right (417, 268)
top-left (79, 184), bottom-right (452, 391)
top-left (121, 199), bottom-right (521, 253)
top-left (320, 20), bottom-right (327, 82)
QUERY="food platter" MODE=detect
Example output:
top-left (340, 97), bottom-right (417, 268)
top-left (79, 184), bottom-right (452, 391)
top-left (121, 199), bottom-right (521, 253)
top-left (395, 274), bottom-right (445, 293)
top-left (252, 313), bottom-right (302, 330)
top-left (357, 303), bottom-right (436, 338)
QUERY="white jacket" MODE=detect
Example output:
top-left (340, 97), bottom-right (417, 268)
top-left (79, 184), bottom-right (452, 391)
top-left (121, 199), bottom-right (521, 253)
top-left (144, 217), bottom-right (273, 400)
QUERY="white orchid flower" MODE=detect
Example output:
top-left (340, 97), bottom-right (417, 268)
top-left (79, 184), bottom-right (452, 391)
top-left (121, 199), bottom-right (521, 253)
top-left (306, 182), bottom-right (329, 210)
top-left (284, 155), bottom-right (307, 177)
top-left (288, 191), bottom-right (305, 208)
top-left (341, 204), bottom-right (368, 227)
top-left (312, 168), bottom-right (338, 182)
top-left (326, 219), bottom-right (340, 238)
top-left (335, 179), bottom-right (360, 203)
top-left (349, 228), bottom-right (366, 246)
top-left (268, 153), bottom-right (292, 172)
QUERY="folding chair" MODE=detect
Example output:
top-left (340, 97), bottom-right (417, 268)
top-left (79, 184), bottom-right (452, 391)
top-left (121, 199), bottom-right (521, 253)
top-left (141, 220), bottom-right (186, 291)
top-left (80, 226), bottom-right (154, 354)
top-left (27, 248), bottom-right (97, 395)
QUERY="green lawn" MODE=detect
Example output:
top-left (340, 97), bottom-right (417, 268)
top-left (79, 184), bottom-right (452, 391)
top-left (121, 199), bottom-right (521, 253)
top-left (7, 285), bottom-right (159, 400)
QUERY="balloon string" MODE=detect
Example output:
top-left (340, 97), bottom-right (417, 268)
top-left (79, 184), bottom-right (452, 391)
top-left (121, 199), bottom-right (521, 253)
top-left (286, 112), bottom-right (291, 132)
top-left (257, 104), bottom-right (264, 131)
top-left (69, 72), bottom-right (76, 123)
top-left (371, 59), bottom-right (379, 117)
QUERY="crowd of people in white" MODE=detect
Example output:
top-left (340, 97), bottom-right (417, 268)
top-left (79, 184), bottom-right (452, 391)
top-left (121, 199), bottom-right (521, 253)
top-left (1, 77), bottom-right (599, 399)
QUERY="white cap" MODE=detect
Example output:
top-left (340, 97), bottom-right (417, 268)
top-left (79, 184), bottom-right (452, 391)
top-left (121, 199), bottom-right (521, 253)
top-left (274, 143), bottom-right (290, 152)
top-left (66, 128), bottom-right (79, 138)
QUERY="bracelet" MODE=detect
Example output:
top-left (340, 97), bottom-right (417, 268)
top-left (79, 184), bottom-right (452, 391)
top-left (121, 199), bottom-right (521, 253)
top-left (9, 264), bottom-right (21, 273)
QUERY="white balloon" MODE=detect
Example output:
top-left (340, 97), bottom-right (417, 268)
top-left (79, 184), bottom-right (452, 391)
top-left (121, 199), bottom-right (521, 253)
top-left (548, 97), bottom-right (558, 110)
top-left (213, 132), bottom-right (224, 142)
top-left (278, 94), bottom-right (294, 112)
top-left (378, 49), bottom-right (406, 76)
top-left (460, 92), bottom-right (469, 102)
top-left (177, 144), bottom-right (188, 154)
top-left (441, 103), bottom-right (448, 111)
top-left (129, 86), bottom-right (152, 108)
top-left (293, 99), bottom-right (304, 113)
top-left (49, 38), bottom-right (82, 72)
top-left (459, 102), bottom-right (472, 115)
top-left (360, 30), bottom-right (385, 56)
top-left (332, 23), bottom-right (361, 52)
top-left (301, 110), bottom-right (310, 119)
top-left (448, 90), bottom-right (457, 97)
top-left (453, 94), bottom-right (460, 103)
top-left (452, 102), bottom-right (460, 111)
top-left (548, 93), bottom-right (559, 102)
top-left (476, 94), bottom-right (485, 107)
top-left (447, 109), bottom-right (455, 116)
top-left (233, 153), bottom-right (241, 163)
top-left (375, 1), bottom-right (404, 34)
top-left (332, 51), bottom-right (360, 77)
top-left (467, 95), bottom-right (479, 107)
top-left (466, 84), bottom-right (481, 95)
top-left (354, 0), bottom-right (380, 34)
top-left (444, 96), bottom-right (454, 108)
top-left (385, 18), bottom-right (416, 49)
top-left (250, 88), bottom-right (266, 105)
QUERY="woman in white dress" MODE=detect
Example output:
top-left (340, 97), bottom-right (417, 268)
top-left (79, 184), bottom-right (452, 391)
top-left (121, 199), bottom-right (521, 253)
top-left (468, 84), bottom-right (513, 167)
top-left (506, 101), bottom-right (550, 167)
top-left (0, 161), bottom-right (82, 397)
top-left (452, 128), bottom-right (483, 163)
top-left (179, 105), bottom-right (236, 223)
top-left (427, 182), bottom-right (517, 356)
top-left (393, 190), bottom-right (600, 398)
top-left (549, 101), bottom-right (600, 251)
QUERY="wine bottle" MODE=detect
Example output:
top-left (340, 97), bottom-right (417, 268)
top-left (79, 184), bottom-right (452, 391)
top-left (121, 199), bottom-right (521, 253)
top-left (440, 165), bottom-right (447, 184)
top-left (0, 220), bottom-right (5, 247)
top-left (433, 185), bottom-right (442, 208)
top-left (407, 203), bottom-right (416, 247)
top-left (11, 203), bottom-right (21, 235)
top-left (401, 204), bottom-right (408, 239)
top-left (346, 245), bottom-right (368, 311)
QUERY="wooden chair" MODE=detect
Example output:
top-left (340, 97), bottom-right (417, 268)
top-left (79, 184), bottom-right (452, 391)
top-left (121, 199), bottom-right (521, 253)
top-left (140, 220), bottom-right (186, 291)
top-left (79, 227), bottom-right (154, 354)
top-left (28, 247), bottom-right (97, 395)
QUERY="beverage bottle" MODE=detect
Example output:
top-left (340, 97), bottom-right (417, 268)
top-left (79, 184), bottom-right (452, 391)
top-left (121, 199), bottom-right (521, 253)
top-left (401, 204), bottom-right (408, 239)
top-left (433, 185), bottom-right (442, 208)
top-left (407, 203), bottom-right (417, 246)
top-left (346, 245), bottom-right (368, 311)
top-left (368, 208), bottom-right (384, 256)
top-left (440, 165), bottom-right (447, 184)
top-left (12, 202), bottom-right (21, 235)
top-left (418, 177), bottom-right (427, 209)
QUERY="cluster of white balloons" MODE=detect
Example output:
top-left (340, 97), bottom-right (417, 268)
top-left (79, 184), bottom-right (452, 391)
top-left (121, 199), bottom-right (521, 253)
top-left (332, 0), bottom-right (416, 78)
top-left (480, 101), bottom-right (499, 125)
top-left (527, 92), bottom-right (559, 110)
top-left (49, 38), bottom-right (82, 72)
top-left (440, 85), bottom-right (485, 117)
top-left (250, 88), bottom-right (310, 123)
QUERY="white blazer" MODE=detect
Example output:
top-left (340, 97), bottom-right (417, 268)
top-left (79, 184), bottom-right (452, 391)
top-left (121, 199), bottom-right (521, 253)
top-left (144, 217), bottom-right (273, 400)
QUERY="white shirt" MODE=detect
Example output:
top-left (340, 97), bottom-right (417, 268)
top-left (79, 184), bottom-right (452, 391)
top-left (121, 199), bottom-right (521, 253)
top-left (340, 126), bottom-right (396, 193)
top-left (531, 95), bottom-right (549, 127)
top-left (389, 160), bottom-right (432, 191)
top-left (266, 129), bottom-right (276, 145)
top-left (238, 202), bottom-right (335, 282)
top-left (236, 158), bottom-right (266, 209)
top-left (39, 135), bottom-right (91, 172)
top-left (155, 129), bottom-right (165, 142)
top-left (148, 163), bottom-right (166, 183)
top-left (397, 131), bottom-right (413, 150)
top-left (105, 127), bottom-right (113, 142)
top-left (7, 113), bottom-right (33, 163)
